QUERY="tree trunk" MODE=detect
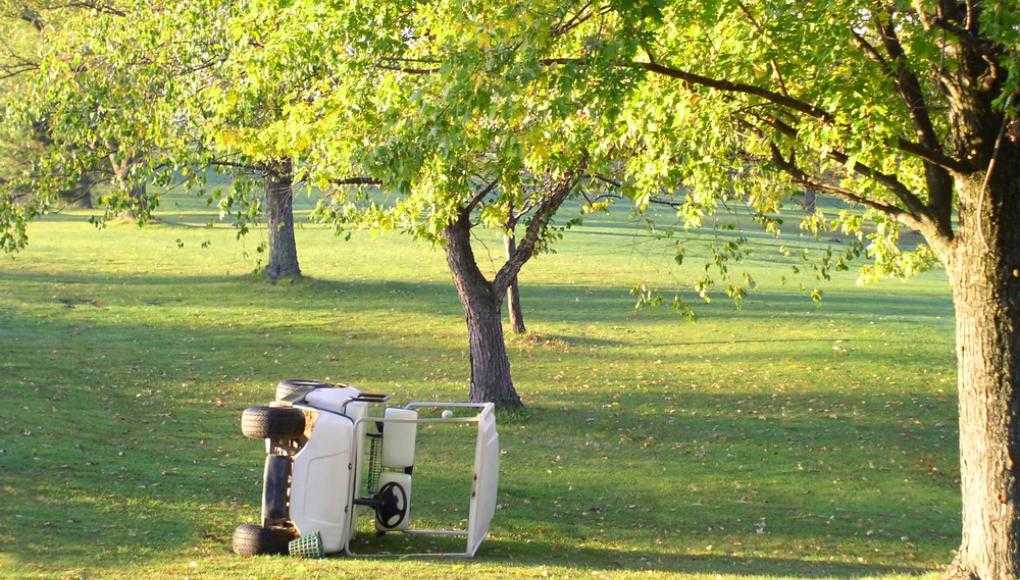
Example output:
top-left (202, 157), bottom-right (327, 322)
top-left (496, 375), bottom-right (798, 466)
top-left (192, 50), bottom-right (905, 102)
top-left (504, 232), bottom-right (526, 334)
top-left (264, 160), bottom-right (301, 281)
top-left (945, 164), bottom-right (1020, 579)
top-left (129, 181), bottom-right (146, 203)
top-left (120, 181), bottom-right (151, 221)
top-left (444, 216), bottom-right (523, 408)
top-left (58, 174), bottom-right (93, 209)
top-left (801, 189), bottom-right (816, 214)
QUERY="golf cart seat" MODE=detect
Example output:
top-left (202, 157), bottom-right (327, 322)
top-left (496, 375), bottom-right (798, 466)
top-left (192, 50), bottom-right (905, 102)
top-left (304, 386), bottom-right (362, 414)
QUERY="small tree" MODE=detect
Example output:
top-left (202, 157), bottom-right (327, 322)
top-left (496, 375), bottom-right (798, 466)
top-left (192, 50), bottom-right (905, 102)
top-left (142, 4), bottom-right (313, 281)
top-left (0, 1), bottom-right (168, 249)
top-left (1, 1), bottom-right (307, 278)
top-left (321, 163), bottom-right (591, 408)
top-left (162, 1), bottom-right (625, 406)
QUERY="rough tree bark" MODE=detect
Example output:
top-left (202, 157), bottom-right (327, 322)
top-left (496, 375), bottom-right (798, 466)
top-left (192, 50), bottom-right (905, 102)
top-left (504, 228), bottom-right (526, 334)
top-left (264, 160), bottom-right (301, 281)
top-left (944, 161), bottom-right (1020, 579)
top-left (444, 214), bottom-right (522, 408)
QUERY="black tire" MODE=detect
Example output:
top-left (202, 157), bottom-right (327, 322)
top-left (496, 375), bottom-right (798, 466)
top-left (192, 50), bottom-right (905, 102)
top-left (241, 406), bottom-right (305, 439)
top-left (275, 378), bottom-right (332, 401)
top-left (231, 523), bottom-right (294, 556)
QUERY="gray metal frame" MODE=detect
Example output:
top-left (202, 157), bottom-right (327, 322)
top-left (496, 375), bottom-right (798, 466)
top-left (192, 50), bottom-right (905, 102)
top-left (342, 402), bottom-right (491, 558)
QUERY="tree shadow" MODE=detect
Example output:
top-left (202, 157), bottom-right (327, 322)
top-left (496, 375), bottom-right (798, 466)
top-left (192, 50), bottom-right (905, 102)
top-left (0, 269), bottom-right (954, 324)
top-left (473, 539), bottom-right (931, 577)
top-left (0, 266), bottom-right (957, 574)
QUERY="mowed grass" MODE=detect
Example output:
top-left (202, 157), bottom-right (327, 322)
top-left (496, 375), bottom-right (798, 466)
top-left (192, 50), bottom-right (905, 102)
top-left (0, 192), bottom-right (958, 578)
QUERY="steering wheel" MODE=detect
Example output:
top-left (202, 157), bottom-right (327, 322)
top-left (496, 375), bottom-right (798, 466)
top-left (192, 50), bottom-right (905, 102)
top-left (375, 481), bottom-right (408, 529)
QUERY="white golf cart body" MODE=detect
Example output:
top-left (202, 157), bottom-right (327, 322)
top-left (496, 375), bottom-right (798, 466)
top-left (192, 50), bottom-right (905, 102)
top-left (253, 383), bottom-right (499, 557)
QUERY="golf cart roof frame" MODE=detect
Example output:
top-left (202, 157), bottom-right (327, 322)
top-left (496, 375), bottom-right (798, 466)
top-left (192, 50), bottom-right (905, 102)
top-left (342, 402), bottom-right (498, 559)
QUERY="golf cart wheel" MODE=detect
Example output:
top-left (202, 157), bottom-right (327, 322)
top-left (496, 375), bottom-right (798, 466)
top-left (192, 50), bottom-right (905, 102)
top-left (275, 378), bottom-right (331, 401)
top-left (241, 406), bottom-right (305, 439)
top-left (231, 523), bottom-right (294, 556)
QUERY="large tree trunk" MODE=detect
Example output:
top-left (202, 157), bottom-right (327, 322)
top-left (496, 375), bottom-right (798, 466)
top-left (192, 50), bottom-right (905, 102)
top-left (504, 232), bottom-right (526, 334)
top-left (264, 160), bottom-right (301, 281)
top-left (58, 174), bottom-right (93, 209)
top-left (945, 163), bottom-right (1020, 579)
top-left (444, 216), bottom-right (523, 408)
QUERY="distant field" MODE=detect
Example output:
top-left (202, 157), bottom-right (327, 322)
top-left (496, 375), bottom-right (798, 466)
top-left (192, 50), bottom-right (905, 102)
top-left (0, 191), bottom-right (957, 578)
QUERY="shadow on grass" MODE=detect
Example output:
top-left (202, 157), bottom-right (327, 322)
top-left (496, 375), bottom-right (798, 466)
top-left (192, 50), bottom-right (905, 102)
top-left (0, 268), bottom-right (957, 575)
top-left (0, 269), bottom-right (954, 324)
top-left (475, 539), bottom-right (932, 577)
top-left (340, 535), bottom-right (932, 576)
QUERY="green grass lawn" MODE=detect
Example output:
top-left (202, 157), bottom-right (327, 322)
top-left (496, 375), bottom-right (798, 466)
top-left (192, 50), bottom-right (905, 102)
top-left (0, 193), bottom-right (958, 578)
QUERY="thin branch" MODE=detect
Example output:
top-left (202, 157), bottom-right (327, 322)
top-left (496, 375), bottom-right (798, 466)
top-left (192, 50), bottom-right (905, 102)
top-left (16, 6), bottom-right (44, 30)
top-left (0, 62), bottom-right (39, 80)
top-left (894, 137), bottom-right (969, 173)
top-left (767, 142), bottom-right (931, 234)
top-left (734, 0), bottom-right (791, 96)
top-left (541, 57), bottom-right (969, 173)
top-left (931, 15), bottom-right (973, 41)
top-left (876, 17), bottom-right (943, 156)
top-left (552, 0), bottom-right (594, 36)
top-left (590, 173), bottom-right (621, 188)
top-left (587, 173), bottom-right (683, 207)
top-left (850, 30), bottom-right (891, 70)
top-left (59, 1), bottom-right (127, 17)
top-left (462, 177), bottom-right (500, 217)
top-left (756, 114), bottom-right (931, 219)
top-left (552, 2), bottom-right (613, 37)
top-left (512, 199), bottom-right (536, 222)
top-left (209, 159), bottom-right (263, 173)
top-left (377, 56), bottom-right (443, 64)
top-left (331, 176), bottom-right (382, 186)
top-left (541, 57), bottom-right (836, 122)
top-left (374, 63), bottom-right (440, 75)
top-left (871, 13), bottom-right (956, 231)
top-left (493, 160), bottom-right (587, 294)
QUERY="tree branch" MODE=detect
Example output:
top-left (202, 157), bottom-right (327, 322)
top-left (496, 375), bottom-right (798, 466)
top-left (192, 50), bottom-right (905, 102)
top-left (330, 176), bottom-right (382, 186)
top-left (541, 57), bottom-right (968, 173)
top-left (893, 138), bottom-right (970, 173)
top-left (756, 114), bottom-right (932, 220)
top-left (875, 18), bottom-right (943, 156)
top-left (873, 15), bottom-right (956, 233)
top-left (58, 1), bottom-right (126, 17)
top-left (462, 177), bottom-right (500, 217)
top-left (540, 57), bottom-right (835, 122)
top-left (586, 173), bottom-right (682, 207)
top-left (551, 2), bottom-right (613, 37)
top-left (493, 161), bottom-right (586, 294)
top-left (374, 63), bottom-right (440, 75)
top-left (209, 159), bottom-right (263, 173)
top-left (767, 142), bottom-right (946, 247)
top-left (734, 0), bottom-right (791, 97)
top-left (850, 29), bottom-right (891, 71)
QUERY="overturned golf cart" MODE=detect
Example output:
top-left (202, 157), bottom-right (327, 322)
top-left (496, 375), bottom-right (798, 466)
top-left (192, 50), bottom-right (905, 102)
top-left (232, 379), bottom-right (500, 558)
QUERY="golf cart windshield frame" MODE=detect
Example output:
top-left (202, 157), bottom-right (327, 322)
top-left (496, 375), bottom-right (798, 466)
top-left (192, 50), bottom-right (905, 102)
top-left (343, 402), bottom-right (495, 558)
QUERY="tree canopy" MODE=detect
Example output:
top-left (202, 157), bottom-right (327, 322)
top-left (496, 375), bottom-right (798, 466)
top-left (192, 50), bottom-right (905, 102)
top-left (1, 1), bottom-right (1019, 574)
